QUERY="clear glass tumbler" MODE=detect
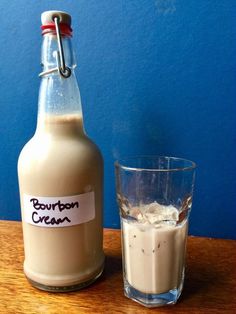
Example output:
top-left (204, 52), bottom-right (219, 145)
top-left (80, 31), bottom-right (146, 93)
top-left (115, 156), bottom-right (196, 307)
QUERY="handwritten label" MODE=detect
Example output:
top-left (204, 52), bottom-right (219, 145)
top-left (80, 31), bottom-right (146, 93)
top-left (23, 192), bottom-right (95, 228)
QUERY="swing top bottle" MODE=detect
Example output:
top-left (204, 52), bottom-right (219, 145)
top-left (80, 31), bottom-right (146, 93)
top-left (18, 10), bottom-right (104, 291)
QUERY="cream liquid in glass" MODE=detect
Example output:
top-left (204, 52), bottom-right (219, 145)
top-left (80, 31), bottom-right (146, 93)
top-left (122, 215), bottom-right (188, 294)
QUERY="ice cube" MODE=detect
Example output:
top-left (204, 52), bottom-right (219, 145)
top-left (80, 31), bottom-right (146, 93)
top-left (143, 202), bottom-right (179, 225)
top-left (117, 194), bottom-right (132, 216)
top-left (129, 206), bottom-right (143, 219)
top-left (165, 205), bottom-right (179, 221)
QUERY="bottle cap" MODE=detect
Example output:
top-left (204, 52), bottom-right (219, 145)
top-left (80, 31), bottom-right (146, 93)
top-left (41, 10), bottom-right (71, 27)
top-left (41, 10), bottom-right (72, 36)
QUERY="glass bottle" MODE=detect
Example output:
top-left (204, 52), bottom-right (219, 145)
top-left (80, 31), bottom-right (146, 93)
top-left (18, 10), bottom-right (104, 292)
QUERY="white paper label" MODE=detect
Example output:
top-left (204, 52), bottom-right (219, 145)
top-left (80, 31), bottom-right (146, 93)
top-left (23, 192), bottom-right (95, 228)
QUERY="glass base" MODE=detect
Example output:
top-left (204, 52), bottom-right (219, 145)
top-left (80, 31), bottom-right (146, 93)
top-left (124, 278), bottom-right (183, 308)
top-left (25, 265), bottom-right (104, 293)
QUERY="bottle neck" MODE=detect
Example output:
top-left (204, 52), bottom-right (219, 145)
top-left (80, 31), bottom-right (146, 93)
top-left (36, 33), bottom-right (84, 135)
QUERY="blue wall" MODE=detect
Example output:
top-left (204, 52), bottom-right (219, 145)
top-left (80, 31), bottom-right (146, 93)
top-left (0, 1), bottom-right (235, 239)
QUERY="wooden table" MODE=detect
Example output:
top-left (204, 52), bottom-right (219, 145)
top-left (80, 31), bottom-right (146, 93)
top-left (0, 220), bottom-right (235, 314)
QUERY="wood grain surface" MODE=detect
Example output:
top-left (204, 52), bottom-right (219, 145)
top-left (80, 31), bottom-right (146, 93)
top-left (0, 220), bottom-right (235, 314)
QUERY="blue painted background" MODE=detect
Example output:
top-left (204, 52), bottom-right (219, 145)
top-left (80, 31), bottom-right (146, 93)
top-left (0, 1), bottom-right (235, 239)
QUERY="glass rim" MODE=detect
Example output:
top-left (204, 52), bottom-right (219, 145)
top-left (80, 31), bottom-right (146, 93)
top-left (115, 155), bottom-right (196, 172)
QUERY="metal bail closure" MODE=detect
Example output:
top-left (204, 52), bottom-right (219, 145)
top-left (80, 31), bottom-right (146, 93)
top-left (53, 16), bottom-right (71, 78)
top-left (39, 15), bottom-right (71, 78)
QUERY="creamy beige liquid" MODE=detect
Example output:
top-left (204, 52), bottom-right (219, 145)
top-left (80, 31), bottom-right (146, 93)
top-left (18, 114), bottom-right (104, 289)
top-left (122, 217), bottom-right (187, 294)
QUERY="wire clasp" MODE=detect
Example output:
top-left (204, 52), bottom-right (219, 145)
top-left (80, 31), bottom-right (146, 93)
top-left (54, 16), bottom-right (71, 78)
top-left (39, 15), bottom-right (71, 78)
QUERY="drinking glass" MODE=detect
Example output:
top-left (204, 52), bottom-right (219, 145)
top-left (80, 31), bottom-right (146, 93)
top-left (115, 156), bottom-right (196, 307)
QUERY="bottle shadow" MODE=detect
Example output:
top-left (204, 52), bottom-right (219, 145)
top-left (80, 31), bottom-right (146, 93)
top-left (87, 254), bottom-right (123, 294)
top-left (101, 254), bottom-right (122, 280)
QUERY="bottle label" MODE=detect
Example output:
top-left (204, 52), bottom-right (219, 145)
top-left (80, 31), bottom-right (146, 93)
top-left (22, 192), bottom-right (95, 228)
